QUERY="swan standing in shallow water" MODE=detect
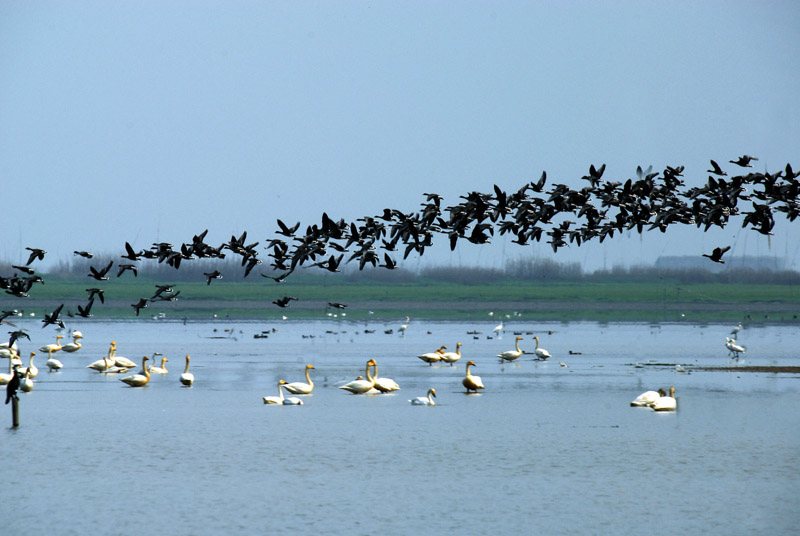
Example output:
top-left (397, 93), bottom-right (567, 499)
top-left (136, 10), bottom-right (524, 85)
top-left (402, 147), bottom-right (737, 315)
top-left (87, 345), bottom-right (116, 371)
top-left (282, 364), bottom-right (314, 395)
top-left (119, 356), bottom-right (151, 387)
top-left (417, 345), bottom-right (446, 366)
top-left (440, 342), bottom-right (463, 366)
top-left (263, 379), bottom-right (286, 404)
top-left (0, 356), bottom-right (15, 385)
top-left (180, 355), bottom-right (194, 386)
top-left (60, 331), bottom-right (83, 353)
top-left (110, 343), bottom-right (138, 368)
top-left (410, 388), bottom-right (436, 405)
top-left (462, 360), bottom-right (485, 393)
top-left (371, 360), bottom-right (400, 393)
top-left (148, 355), bottom-right (169, 374)
top-left (339, 359), bottom-right (377, 394)
top-left (46, 348), bottom-right (63, 371)
top-left (533, 336), bottom-right (551, 360)
top-left (652, 386), bottom-right (677, 411)
top-left (20, 369), bottom-right (34, 393)
top-left (18, 351), bottom-right (39, 378)
top-left (725, 337), bottom-right (746, 359)
top-left (630, 388), bottom-right (666, 407)
top-left (497, 336), bottom-right (523, 362)
top-left (39, 334), bottom-right (64, 353)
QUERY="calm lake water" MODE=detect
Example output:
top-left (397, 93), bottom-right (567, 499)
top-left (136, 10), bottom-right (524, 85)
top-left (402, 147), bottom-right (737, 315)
top-left (3, 318), bottom-right (799, 535)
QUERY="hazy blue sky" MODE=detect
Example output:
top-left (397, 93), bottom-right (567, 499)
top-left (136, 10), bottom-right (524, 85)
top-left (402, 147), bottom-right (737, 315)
top-left (2, 1), bottom-right (799, 273)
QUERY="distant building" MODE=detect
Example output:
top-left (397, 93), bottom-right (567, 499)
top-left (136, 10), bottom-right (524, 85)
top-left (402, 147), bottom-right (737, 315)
top-left (654, 255), bottom-right (784, 271)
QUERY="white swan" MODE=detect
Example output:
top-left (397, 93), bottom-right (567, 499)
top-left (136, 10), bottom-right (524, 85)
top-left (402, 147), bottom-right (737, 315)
top-left (630, 388), bottom-right (665, 407)
top-left (46, 348), bottom-right (63, 371)
top-left (282, 364), bottom-right (314, 395)
top-left (18, 351), bottom-right (39, 378)
top-left (399, 316), bottom-right (410, 335)
top-left (39, 334), bottom-right (64, 353)
top-left (148, 356), bottom-right (169, 374)
top-left (497, 336), bottom-right (523, 362)
top-left (493, 321), bottom-right (503, 336)
top-left (262, 379), bottom-right (286, 404)
top-left (439, 342), bottom-right (463, 366)
top-left (87, 345), bottom-right (116, 371)
top-left (119, 356), bottom-right (151, 387)
top-left (60, 331), bottom-right (83, 353)
top-left (371, 360), bottom-right (400, 393)
top-left (652, 386), bottom-right (677, 412)
top-left (417, 345), bottom-right (446, 366)
top-left (280, 381), bottom-right (304, 405)
top-left (20, 369), bottom-right (34, 393)
top-left (110, 343), bottom-right (138, 368)
top-left (462, 360), bottom-right (484, 393)
top-left (339, 359), bottom-right (377, 394)
top-left (180, 355), bottom-right (194, 386)
top-left (533, 336), bottom-right (551, 360)
top-left (725, 337), bottom-right (746, 359)
top-left (410, 388), bottom-right (436, 405)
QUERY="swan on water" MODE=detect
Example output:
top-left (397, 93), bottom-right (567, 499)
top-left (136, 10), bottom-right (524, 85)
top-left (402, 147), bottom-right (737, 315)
top-left (371, 360), bottom-right (400, 393)
top-left (497, 336), bottom-right (523, 362)
top-left (180, 355), bottom-right (194, 386)
top-left (417, 345), bottom-right (446, 366)
top-left (630, 388), bottom-right (666, 407)
top-left (119, 356), bottom-right (151, 387)
top-left (17, 351), bottom-right (38, 378)
top-left (280, 381), bottom-right (304, 405)
top-left (339, 359), bottom-right (377, 394)
top-left (263, 379), bottom-right (286, 404)
top-left (282, 364), bottom-right (314, 395)
top-left (533, 336), bottom-right (551, 360)
top-left (39, 334), bottom-right (64, 353)
top-left (439, 342), bottom-right (463, 366)
top-left (410, 388), bottom-right (436, 406)
top-left (46, 348), bottom-right (63, 371)
top-left (462, 360), bottom-right (485, 393)
top-left (60, 331), bottom-right (83, 353)
top-left (20, 369), bottom-right (34, 393)
top-left (652, 386), bottom-right (677, 412)
top-left (148, 356), bottom-right (169, 374)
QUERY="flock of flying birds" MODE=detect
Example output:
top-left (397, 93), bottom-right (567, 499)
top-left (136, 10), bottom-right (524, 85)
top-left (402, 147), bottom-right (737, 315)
top-left (1, 156), bottom-right (798, 335)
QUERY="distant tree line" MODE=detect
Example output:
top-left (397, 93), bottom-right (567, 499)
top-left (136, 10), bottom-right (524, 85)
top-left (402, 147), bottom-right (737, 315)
top-left (24, 255), bottom-right (800, 286)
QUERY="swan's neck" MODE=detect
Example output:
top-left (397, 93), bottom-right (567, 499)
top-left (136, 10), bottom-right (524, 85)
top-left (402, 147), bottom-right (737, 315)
top-left (183, 357), bottom-right (191, 374)
top-left (141, 357), bottom-right (150, 379)
top-left (278, 381), bottom-right (285, 401)
top-left (428, 389), bottom-right (435, 403)
top-left (534, 338), bottom-right (539, 350)
top-left (466, 363), bottom-right (472, 377)
top-left (365, 362), bottom-right (374, 382)
top-left (305, 367), bottom-right (313, 387)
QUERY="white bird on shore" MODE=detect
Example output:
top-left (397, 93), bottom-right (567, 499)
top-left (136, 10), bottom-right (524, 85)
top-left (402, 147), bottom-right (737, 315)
top-left (410, 388), bottom-right (436, 405)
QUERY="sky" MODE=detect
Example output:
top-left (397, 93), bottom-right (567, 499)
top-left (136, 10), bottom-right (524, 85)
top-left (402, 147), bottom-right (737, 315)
top-left (1, 1), bottom-right (799, 273)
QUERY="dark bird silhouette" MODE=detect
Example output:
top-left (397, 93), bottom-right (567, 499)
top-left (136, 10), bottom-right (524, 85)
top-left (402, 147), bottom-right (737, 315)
top-left (76, 299), bottom-right (95, 318)
top-left (86, 288), bottom-right (105, 303)
top-left (0, 310), bottom-right (18, 325)
top-left (117, 264), bottom-right (138, 277)
top-left (327, 302), bottom-right (347, 310)
top-left (730, 155), bottom-right (758, 168)
top-left (88, 261), bottom-right (114, 281)
top-left (131, 298), bottom-right (149, 316)
top-left (707, 160), bottom-right (727, 176)
top-left (12, 265), bottom-right (35, 275)
top-left (25, 248), bottom-right (46, 265)
top-left (702, 245), bottom-right (731, 264)
top-left (5, 366), bottom-right (21, 404)
top-left (42, 304), bottom-right (65, 329)
top-left (273, 296), bottom-right (298, 308)
top-left (74, 250), bottom-right (94, 258)
top-left (204, 270), bottom-right (222, 285)
top-left (276, 219), bottom-right (301, 237)
top-left (121, 242), bottom-right (142, 261)
top-left (8, 329), bottom-right (30, 347)
top-left (262, 270), bottom-right (292, 283)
